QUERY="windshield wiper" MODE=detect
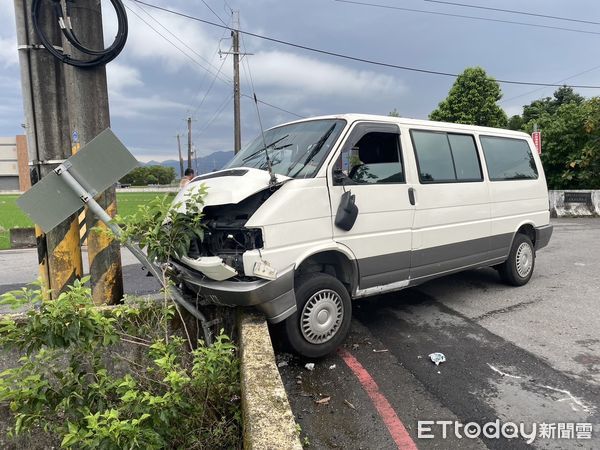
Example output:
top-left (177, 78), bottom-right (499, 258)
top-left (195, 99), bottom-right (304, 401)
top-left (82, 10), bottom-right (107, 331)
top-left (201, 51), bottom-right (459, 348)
top-left (286, 124), bottom-right (337, 178)
top-left (242, 134), bottom-right (289, 162)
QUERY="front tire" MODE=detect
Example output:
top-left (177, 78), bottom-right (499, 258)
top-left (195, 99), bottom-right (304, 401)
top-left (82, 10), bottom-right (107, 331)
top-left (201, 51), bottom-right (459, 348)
top-left (498, 233), bottom-right (535, 286)
top-left (284, 273), bottom-right (352, 358)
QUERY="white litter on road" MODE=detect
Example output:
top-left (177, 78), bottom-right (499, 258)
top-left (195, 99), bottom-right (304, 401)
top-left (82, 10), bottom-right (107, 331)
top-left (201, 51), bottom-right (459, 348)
top-left (429, 352), bottom-right (446, 366)
top-left (305, 363), bottom-right (315, 371)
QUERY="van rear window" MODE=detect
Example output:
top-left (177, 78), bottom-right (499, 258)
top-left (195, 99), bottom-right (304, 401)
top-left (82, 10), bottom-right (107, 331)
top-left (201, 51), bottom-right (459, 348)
top-left (480, 136), bottom-right (539, 181)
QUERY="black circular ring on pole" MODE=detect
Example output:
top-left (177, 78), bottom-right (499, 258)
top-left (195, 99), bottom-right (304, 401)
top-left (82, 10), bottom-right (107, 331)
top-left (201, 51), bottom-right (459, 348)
top-left (31, 0), bottom-right (128, 68)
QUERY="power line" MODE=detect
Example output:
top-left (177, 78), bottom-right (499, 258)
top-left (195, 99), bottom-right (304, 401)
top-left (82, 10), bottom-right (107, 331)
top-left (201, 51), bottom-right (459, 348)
top-left (182, 20), bottom-right (234, 135)
top-left (502, 64), bottom-right (600, 104)
top-left (423, 0), bottom-right (600, 27)
top-left (191, 53), bottom-right (230, 117)
top-left (199, 93), bottom-right (235, 133)
top-left (126, 1), bottom-right (237, 156)
top-left (238, 19), bottom-right (306, 120)
top-left (127, 1), bottom-right (304, 139)
top-left (242, 94), bottom-right (305, 119)
top-left (124, 4), bottom-right (230, 84)
top-left (334, 0), bottom-right (600, 37)
top-left (221, 0), bottom-right (234, 16)
top-left (239, 29), bottom-right (305, 120)
top-left (130, 0), bottom-right (232, 142)
top-left (199, 0), bottom-right (228, 26)
top-left (131, 0), bottom-right (600, 89)
top-left (130, 0), bottom-right (231, 82)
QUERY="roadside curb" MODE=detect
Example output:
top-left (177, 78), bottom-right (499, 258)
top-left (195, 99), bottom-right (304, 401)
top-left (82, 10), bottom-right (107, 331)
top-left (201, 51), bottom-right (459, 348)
top-left (238, 310), bottom-right (302, 450)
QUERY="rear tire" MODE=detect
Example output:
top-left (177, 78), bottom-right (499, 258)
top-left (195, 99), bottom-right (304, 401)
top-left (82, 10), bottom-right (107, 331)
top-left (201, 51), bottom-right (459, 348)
top-left (284, 273), bottom-right (352, 358)
top-left (498, 233), bottom-right (535, 286)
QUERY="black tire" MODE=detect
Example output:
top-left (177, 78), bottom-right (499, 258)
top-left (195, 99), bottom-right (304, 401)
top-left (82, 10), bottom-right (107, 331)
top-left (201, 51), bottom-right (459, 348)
top-left (284, 273), bottom-right (352, 358)
top-left (498, 233), bottom-right (535, 286)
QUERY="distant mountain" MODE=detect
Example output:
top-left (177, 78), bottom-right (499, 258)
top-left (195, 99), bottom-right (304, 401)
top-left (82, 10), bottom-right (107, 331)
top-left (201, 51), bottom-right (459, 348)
top-left (144, 150), bottom-right (234, 176)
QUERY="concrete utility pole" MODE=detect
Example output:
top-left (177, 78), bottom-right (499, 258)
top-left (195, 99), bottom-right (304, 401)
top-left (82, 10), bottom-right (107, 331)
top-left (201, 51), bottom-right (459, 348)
top-left (62, 0), bottom-right (123, 304)
top-left (14, 0), bottom-right (83, 297)
top-left (187, 117), bottom-right (192, 170)
top-left (176, 134), bottom-right (184, 177)
top-left (232, 11), bottom-right (241, 154)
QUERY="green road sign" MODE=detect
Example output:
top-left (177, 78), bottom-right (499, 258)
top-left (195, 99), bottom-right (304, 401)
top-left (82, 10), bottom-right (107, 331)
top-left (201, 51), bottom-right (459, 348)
top-left (18, 128), bottom-right (138, 232)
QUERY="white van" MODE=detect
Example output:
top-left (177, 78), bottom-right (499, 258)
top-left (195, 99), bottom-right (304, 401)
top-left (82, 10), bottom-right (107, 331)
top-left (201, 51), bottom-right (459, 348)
top-left (170, 114), bottom-right (552, 357)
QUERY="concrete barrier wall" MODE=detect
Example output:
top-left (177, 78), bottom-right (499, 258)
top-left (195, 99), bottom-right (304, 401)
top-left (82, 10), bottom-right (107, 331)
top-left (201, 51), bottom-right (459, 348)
top-left (9, 227), bottom-right (36, 248)
top-left (549, 190), bottom-right (600, 218)
top-left (238, 311), bottom-right (302, 450)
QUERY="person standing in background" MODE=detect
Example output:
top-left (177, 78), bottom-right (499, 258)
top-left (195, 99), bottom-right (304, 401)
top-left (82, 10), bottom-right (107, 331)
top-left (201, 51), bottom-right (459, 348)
top-left (179, 168), bottom-right (195, 188)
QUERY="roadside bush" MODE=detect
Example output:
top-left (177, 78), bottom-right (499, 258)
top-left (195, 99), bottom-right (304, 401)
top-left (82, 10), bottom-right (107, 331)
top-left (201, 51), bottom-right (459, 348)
top-left (0, 279), bottom-right (241, 449)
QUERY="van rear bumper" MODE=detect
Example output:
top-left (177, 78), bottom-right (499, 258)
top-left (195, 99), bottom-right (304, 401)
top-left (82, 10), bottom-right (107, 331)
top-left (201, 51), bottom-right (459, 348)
top-left (170, 261), bottom-right (297, 324)
top-left (535, 224), bottom-right (553, 250)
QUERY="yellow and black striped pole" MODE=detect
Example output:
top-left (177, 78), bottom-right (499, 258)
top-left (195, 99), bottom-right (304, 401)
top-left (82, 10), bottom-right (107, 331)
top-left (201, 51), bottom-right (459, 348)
top-left (34, 225), bottom-right (50, 299)
top-left (45, 214), bottom-right (84, 297)
top-left (86, 190), bottom-right (123, 305)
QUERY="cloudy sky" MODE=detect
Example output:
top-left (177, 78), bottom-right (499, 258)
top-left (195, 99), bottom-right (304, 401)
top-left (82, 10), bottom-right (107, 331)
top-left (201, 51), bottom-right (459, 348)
top-left (1, 0), bottom-right (599, 162)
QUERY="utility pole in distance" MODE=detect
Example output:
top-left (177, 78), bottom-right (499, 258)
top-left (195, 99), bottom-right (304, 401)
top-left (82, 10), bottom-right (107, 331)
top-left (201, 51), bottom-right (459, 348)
top-left (14, 0), bottom-right (83, 297)
top-left (232, 11), bottom-right (241, 154)
top-left (221, 11), bottom-right (252, 154)
top-left (187, 117), bottom-right (192, 170)
top-left (176, 134), bottom-right (184, 177)
top-left (62, 0), bottom-right (123, 304)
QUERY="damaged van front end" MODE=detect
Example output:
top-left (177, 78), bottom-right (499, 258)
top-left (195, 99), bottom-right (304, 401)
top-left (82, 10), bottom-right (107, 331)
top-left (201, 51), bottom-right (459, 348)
top-left (165, 118), bottom-right (347, 335)
top-left (168, 168), bottom-right (297, 323)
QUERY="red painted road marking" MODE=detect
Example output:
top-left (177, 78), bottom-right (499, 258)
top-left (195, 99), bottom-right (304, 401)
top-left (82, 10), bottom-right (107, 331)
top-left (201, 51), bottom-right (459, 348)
top-left (338, 348), bottom-right (418, 450)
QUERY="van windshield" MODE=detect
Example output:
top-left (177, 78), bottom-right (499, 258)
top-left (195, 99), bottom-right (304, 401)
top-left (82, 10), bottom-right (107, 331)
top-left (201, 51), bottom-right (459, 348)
top-left (226, 119), bottom-right (346, 178)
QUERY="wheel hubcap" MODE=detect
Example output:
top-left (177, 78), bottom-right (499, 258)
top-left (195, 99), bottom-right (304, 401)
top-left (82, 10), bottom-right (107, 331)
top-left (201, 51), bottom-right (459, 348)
top-left (300, 289), bottom-right (344, 344)
top-left (516, 242), bottom-right (533, 278)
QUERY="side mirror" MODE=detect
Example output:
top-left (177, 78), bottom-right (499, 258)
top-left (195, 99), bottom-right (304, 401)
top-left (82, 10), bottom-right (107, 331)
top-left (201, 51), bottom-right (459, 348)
top-left (335, 190), bottom-right (359, 231)
top-left (333, 168), bottom-right (347, 185)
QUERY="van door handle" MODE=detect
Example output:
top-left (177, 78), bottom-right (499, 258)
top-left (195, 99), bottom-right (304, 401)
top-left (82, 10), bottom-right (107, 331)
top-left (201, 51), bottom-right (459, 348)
top-left (408, 187), bottom-right (415, 206)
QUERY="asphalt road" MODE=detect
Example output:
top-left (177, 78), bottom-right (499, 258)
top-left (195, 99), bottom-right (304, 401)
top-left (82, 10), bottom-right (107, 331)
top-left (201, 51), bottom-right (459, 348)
top-left (0, 247), bottom-right (162, 311)
top-left (276, 218), bottom-right (600, 449)
top-left (1, 219), bottom-right (598, 448)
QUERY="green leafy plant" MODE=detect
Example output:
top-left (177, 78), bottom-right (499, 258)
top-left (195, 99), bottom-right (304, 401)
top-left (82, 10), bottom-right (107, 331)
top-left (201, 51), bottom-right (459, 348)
top-left (110, 186), bottom-right (208, 263)
top-left (0, 282), bottom-right (241, 449)
top-left (102, 185), bottom-right (209, 351)
top-left (0, 184), bottom-right (241, 448)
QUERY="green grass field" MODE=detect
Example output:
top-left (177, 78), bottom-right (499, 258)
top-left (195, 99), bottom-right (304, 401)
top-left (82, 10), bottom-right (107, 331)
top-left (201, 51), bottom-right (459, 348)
top-left (0, 192), bottom-right (172, 250)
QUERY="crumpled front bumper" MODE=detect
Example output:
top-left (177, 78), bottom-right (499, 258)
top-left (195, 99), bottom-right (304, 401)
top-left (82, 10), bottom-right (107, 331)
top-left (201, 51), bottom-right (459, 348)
top-left (170, 260), bottom-right (297, 324)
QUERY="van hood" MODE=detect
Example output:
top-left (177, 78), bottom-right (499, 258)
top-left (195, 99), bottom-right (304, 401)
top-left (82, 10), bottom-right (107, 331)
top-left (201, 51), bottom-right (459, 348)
top-left (172, 167), bottom-right (290, 209)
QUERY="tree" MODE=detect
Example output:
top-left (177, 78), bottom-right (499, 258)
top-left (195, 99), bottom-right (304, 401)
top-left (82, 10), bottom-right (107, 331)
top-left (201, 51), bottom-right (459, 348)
top-left (388, 108), bottom-right (401, 117)
top-left (429, 67), bottom-right (507, 128)
top-left (505, 86), bottom-right (598, 189)
top-left (521, 85), bottom-right (584, 124)
top-left (120, 167), bottom-right (147, 186)
top-left (523, 97), bottom-right (600, 189)
top-left (152, 166), bottom-right (176, 185)
top-left (508, 115), bottom-right (524, 131)
top-left (120, 166), bottom-right (176, 186)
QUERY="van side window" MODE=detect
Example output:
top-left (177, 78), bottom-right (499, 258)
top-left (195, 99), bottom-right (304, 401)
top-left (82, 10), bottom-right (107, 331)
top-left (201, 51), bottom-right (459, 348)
top-left (480, 136), bottom-right (539, 181)
top-left (448, 134), bottom-right (483, 181)
top-left (346, 132), bottom-right (404, 184)
top-left (410, 130), bottom-right (483, 183)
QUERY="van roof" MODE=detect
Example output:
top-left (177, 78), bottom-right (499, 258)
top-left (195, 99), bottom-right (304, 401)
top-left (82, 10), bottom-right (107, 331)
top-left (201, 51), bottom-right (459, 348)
top-left (279, 113), bottom-right (530, 138)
